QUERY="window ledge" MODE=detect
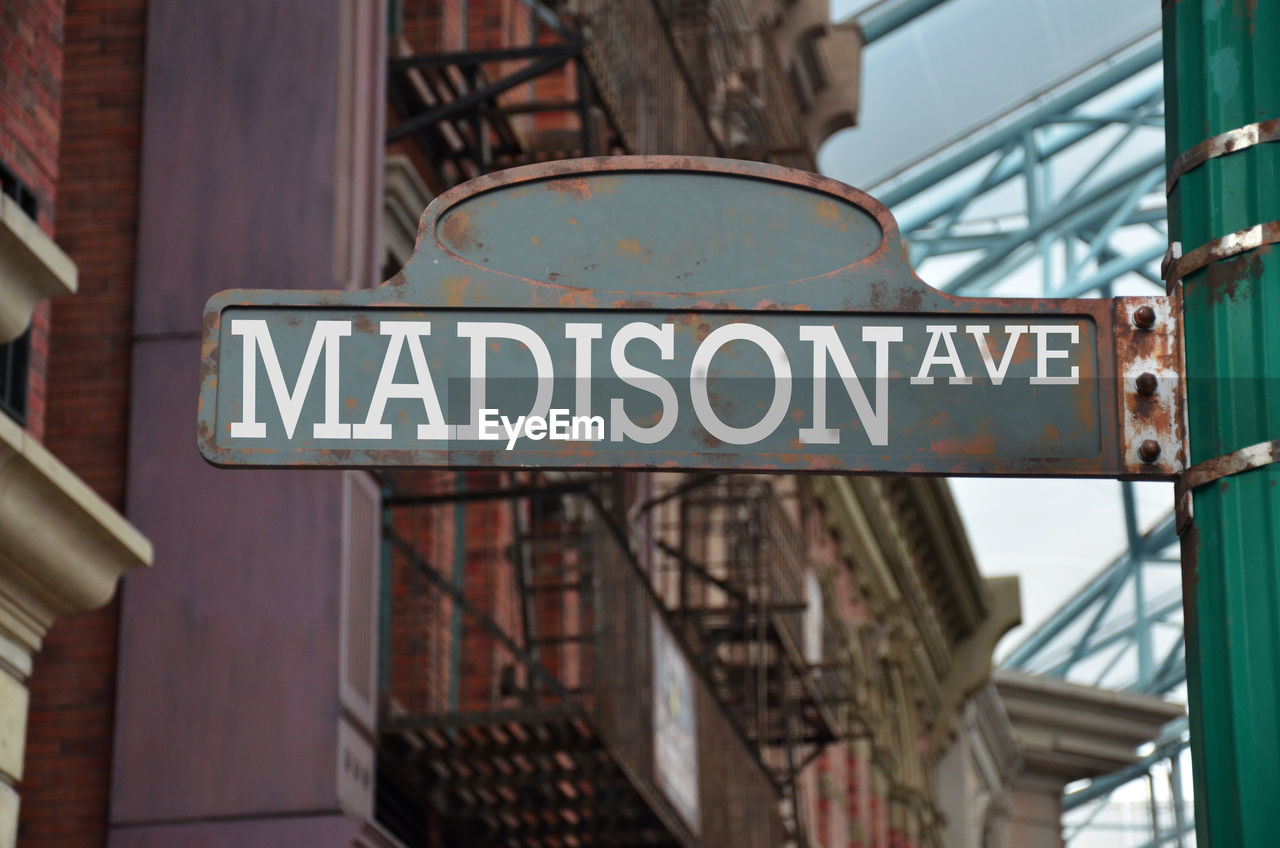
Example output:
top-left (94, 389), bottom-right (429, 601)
top-left (0, 194), bottom-right (76, 342)
top-left (0, 413), bottom-right (151, 653)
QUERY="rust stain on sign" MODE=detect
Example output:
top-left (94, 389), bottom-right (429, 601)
top-left (616, 238), bottom-right (651, 262)
top-left (814, 199), bottom-right (840, 223)
top-left (196, 155), bottom-right (1183, 479)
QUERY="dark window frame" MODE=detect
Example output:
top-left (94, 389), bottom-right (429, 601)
top-left (0, 159), bottom-right (39, 425)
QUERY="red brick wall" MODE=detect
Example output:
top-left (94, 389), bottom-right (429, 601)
top-left (0, 0), bottom-right (64, 441)
top-left (0, 0), bottom-right (62, 231)
top-left (20, 0), bottom-right (148, 844)
top-left (400, 0), bottom-right (532, 54)
top-left (391, 0), bottom-right (574, 188)
top-left (388, 471), bottom-right (459, 715)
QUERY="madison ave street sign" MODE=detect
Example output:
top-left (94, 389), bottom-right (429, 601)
top-left (197, 156), bottom-right (1184, 478)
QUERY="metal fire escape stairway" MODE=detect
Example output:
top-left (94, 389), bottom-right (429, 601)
top-left (375, 474), bottom-right (690, 848)
top-left (666, 480), bottom-right (844, 755)
top-left (644, 474), bottom-right (859, 846)
top-left (386, 37), bottom-right (630, 187)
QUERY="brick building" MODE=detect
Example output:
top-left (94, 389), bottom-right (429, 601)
top-left (0, 1), bottom-right (151, 846)
top-left (4, 2), bottom-right (1181, 847)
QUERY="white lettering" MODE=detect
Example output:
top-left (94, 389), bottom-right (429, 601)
top-left (799, 325), bottom-right (902, 446)
top-left (230, 319), bottom-right (351, 440)
top-left (457, 322), bottom-right (554, 438)
top-left (565, 323), bottom-right (603, 419)
top-left (572, 414), bottom-right (605, 441)
top-left (1029, 325), bottom-right (1080, 385)
top-left (481, 408), bottom-right (606, 449)
top-left (353, 321), bottom-right (448, 440)
top-left (691, 324), bottom-right (792, 445)
top-left (967, 324), bottom-right (1027, 386)
top-left (549, 408), bottom-right (570, 440)
top-left (478, 408), bottom-right (501, 441)
top-left (911, 325), bottom-right (972, 385)
top-left (501, 414), bottom-right (525, 450)
top-left (610, 323), bottom-right (678, 444)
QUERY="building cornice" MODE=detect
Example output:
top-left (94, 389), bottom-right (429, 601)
top-left (931, 576), bottom-right (1021, 750)
top-left (758, 0), bottom-right (864, 151)
top-left (995, 669), bottom-right (1184, 782)
top-left (903, 479), bottom-right (989, 636)
top-left (0, 413), bottom-right (151, 654)
top-left (0, 194), bottom-right (76, 342)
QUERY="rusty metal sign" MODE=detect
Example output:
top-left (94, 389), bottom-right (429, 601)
top-left (197, 156), bottom-right (1183, 478)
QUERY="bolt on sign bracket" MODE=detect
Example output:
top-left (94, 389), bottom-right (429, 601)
top-left (1114, 294), bottom-right (1186, 479)
top-left (196, 156), bottom-right (1185, 480)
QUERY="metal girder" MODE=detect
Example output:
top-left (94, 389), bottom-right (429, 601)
top-left (851, 30), bottom-right (1186, 846)
top-left (387, 48), bottom-right (578, 144)
top-left (855, 0), bottom-right (955, 43)
top-left (1002, 513), bottom-right (1176, 677)
top-left (388, 43), bottom-right (579, 70)
top-left (937, 151), bottom-right (1164, 293)
top-left (875, 38), bottom-right (1162, 209)
top-left (869, 33), bottom-right (1168, 304)
top-left (893, 74), bottom-right (1163, 235)
top-left (1063, 717), bottom-right (1190, 811)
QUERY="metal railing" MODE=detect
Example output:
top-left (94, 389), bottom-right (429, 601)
top-left (569, 0), bottom-right (812, 168)
top-left (376, 472), bottom-right (786, 848)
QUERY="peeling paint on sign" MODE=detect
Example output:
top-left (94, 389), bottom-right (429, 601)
top-left (197, 156), bottom-right (1183, 478)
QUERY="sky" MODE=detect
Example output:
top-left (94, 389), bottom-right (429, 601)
top-left (948, 477), bottom-right (1171, 655)
top-left (817, 4), bottom-right (1193, 839)
top-left (822, 0), bottom-right (1173, 655)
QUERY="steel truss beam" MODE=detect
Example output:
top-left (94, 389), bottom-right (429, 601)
top-left (866, 36), bottom-right (1167, 301)
top-left (851, 31), bottom-right (1186, 846)
top-left (855, 0), bottom-right (955, 43)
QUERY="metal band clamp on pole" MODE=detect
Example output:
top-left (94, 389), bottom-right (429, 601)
top-left (1166, 220), bottom-right (1280, 533)
top-left (1165, 118), bottom-right (1280, 195)
top-left (1161, 219), bottom-right (1280, 294)
top-left (1175, 440), bottom-right (1280, 535)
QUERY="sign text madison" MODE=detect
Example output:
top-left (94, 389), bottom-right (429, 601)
top-left (198, 158), bottom-right (1181, 478)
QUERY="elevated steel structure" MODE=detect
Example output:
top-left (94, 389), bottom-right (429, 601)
top-left (841, 5), bottom-right (1188, 843)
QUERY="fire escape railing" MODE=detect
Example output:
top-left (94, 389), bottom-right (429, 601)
top-left (386, 1), bottom-right (816, 189)
top-left (386, 36), bottom-right (629, 188)
top-left (374, 472), bottom-right (788, 848)
top-left (648, 477), bottom-right (855, 760)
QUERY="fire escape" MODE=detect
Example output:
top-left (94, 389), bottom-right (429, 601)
top-left (386, 34), bottom-right (630, 189)
top-left (374, 471), bottom-right (795, 848)
top-left (373, 469), bottom-right (860, 848)
top-left (378, 6), bottom-right (850, 845)
top-left (642, 475), bottom-right (859, 841)
top-left (385, 1), bottom-right (815, 190)
top-left (377, 473), bottom-right (662, 847)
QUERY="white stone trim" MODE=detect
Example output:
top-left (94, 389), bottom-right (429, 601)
top-left (0, 195), bottom-right (76, 342)
top-left (996, 669), bottom-right (1184, 780)
top-left (0, 412), bottom-right (151, 654)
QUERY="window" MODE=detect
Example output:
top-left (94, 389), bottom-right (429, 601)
top-left (0, 328), bottom-right (29, 425)
top-left (0, 161), bottom-right (38, 219)
top-left (0, 160), bottom-right (38, 424)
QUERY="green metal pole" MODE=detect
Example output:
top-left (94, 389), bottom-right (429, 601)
top-left (1164, 2), bottom-right (1280, 845)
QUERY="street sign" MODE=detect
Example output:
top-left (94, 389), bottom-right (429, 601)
top-left (197, 156), bottom-right (1183, 478)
